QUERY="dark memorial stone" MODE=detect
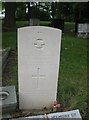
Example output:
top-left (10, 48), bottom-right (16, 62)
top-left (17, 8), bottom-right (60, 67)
top-left (0, 86), bottom-right (17, 119)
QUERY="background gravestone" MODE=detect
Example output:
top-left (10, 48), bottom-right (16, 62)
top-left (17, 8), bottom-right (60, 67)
top-left (78, 23), bottom-right (89, 38)
top-left (29, 19), bottom-right (40, 26)
top-left (18, 26), bottom-right (62, 110)
top-left (0, 86), bottom-right (17, 119)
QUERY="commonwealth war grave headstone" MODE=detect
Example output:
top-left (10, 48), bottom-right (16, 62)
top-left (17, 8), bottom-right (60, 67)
top-left (18, 26), bottom-right (62, 110)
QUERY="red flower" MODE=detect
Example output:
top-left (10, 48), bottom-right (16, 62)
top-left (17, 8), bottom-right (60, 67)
top-left (51, 101), bottom-right (60, 112)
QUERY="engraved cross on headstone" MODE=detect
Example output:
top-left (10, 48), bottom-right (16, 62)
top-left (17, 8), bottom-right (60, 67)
top-left (34, 39), bottom-right (45, 49)
top-left (32, 68), bottom-right (45, 88)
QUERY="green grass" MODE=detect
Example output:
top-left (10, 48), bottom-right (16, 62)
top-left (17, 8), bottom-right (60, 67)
top-left (40, 21), bottom-right (51, 26)
top-left (64, 22), bottom-right (75, 34)
top-left (57, 34), bottom-right (87, 118)
top-left (2, 21), bottom-right (88, 119)
top-left (2, 32), bottom-right (17, 49)
top-left (16, 21), bottom-right (29, 28)
top-left (16, 21), bottom-right (51, 28)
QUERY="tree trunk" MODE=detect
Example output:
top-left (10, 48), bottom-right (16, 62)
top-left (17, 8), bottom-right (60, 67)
top-left (4, 2), bottom-right (16, 31)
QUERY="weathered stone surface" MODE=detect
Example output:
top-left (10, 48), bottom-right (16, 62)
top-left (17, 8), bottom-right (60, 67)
top-left (18, 26), bottom-right (62, 110)
top-left (0, 86), bottom-right (17, 114)
top-left (78, 23), bottom-right (89, 38)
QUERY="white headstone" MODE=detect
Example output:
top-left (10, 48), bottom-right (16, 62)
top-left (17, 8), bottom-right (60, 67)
top-left (18, 26), bottom-right (62, 110)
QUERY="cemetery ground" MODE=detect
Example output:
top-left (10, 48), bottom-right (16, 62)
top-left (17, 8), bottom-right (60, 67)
top-left (2, 21), bottom-right (88, 119)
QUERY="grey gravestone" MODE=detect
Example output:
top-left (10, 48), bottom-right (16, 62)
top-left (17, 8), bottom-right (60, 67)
top-left (78, 23), bottom-right (89, 38)
top-left (29, 19), bottom-right (40, 26)
top-left (0, 86), bottom-right (17, 118)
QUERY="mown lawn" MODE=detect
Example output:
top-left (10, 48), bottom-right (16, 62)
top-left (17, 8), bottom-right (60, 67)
top-left (57, 34), bottom-right (87, 118)
top-left (2, 21), bottom-right (88, 119)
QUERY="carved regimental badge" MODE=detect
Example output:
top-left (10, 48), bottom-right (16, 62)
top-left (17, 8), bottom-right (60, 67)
top-left (34, 39), bottom-right (45, 49)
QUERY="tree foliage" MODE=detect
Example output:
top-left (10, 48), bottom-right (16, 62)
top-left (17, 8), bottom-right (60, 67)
top-left (73, 2), bottom-right (89, 22)
top-left (15, 3), bottom-right (26, 20)
top-left (3, 2), bottom-right (89, 31)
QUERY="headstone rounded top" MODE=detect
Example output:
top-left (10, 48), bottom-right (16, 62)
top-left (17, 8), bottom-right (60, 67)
top-left (18, 26), bottom-right (62, 33)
